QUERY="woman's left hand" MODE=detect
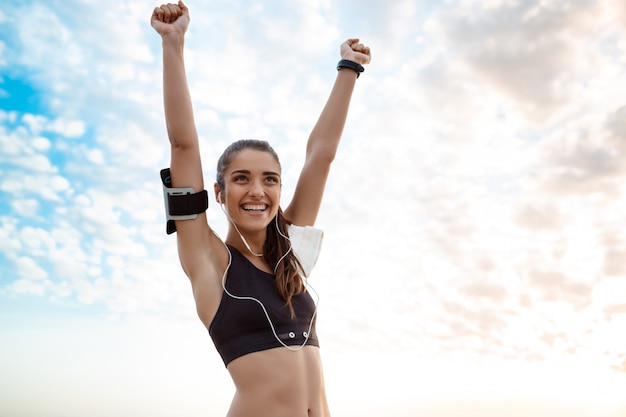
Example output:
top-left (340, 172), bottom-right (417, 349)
top-left (340, 38), bottom-right (372, 65)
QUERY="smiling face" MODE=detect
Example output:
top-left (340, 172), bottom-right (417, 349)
top-left (218, 148), bottom-right (282, 234)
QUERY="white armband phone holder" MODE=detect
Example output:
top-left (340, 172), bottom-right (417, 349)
top-left (160, 168), bottom-right (209, 235)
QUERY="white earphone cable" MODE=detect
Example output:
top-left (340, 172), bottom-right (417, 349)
top-left (215, 199), bottom-right (319, 351)
top-left (218, 193), bottom-right (263, 257)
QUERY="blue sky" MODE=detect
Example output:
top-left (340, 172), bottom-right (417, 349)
top-left (2, 0), bottom-right (626, 416)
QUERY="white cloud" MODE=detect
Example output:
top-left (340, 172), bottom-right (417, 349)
top-left (21, 113), bottom-right (48, 134)
top-left (3, 4), bottom-right (626, 409)
top-left (49, 118), bottom-right (86, 138)
top-left (0, 173), bottom-right (70, 201)
top-left (10, 278), bottom-right (46, 295)
top-left (0, 218), bottom-right (21, 253)
top-left (0, 40), bottom-right (7, 67)
top-left (85, 148), bottom-right (105, 165)
top-left (0, 109), bottom-right (17, 123)
top-left (15, 256), bottom-right (48, 280)
top-left (10, 198), bottom-right (40, 218)
top-left (425, 0), bottom-right (621, 124)
top-left (31, 135), bottom-right (51, 151)
top-left (19, 226), bottom-right (55, 253)
top-left (513, 199), bottom-right (564, 231)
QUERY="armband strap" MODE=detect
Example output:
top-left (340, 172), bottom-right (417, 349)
top-left (337, 59), bottom-right (364, 78)
top-left (160, 168), bottom-right (209, 235)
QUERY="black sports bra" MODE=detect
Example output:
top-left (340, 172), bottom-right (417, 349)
top-left (208, 245), bottom-right (319, 366)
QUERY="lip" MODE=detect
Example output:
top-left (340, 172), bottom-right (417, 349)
top-left (240, 202), bottom-right (270, 214)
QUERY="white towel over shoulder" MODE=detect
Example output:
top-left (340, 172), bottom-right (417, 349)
top-left (287, 224), bottom-right (324, 278)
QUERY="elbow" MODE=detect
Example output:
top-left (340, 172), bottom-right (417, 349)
top-left (169, 137), bottom-right (185, 150)
top-left (307, 149), bottom-right (336, 167)
top-left (166, 126), bottom-right (181, 149)
top-left (306, 141), bottom-right (339, 165)
top-left (321, 151), bottom-right (337, 165)
top-left (165, 120), bottom-right (198, 150)
top-left (167, 129), bottom-right (184, 149)
top-left (167, 131), bottom-right (196, 152)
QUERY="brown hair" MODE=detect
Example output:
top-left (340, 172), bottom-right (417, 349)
top-left (216, 139), bottom-right (305, 317)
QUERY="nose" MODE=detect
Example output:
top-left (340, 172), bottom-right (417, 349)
top-left (248, 180), bottom-right (265, 198)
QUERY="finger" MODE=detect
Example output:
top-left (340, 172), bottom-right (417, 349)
top-left (159, 4), bottom-right (170, 23)
top-left (151, 7), bottom-right (161, 23)
top-left (163, 3), bottom-right (178, 23)
top-left (353, 43), bottom-right (368, 53)
top-left (354, 43), bottom-right (371, 57)
top-left (167, 4), bottom-right (178, 23)
top-left (168, 3), bottom-right (182, 21)
top-left (179, 0), bottom-right (189, 21)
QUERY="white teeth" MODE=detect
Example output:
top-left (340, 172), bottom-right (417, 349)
top-left (243, 204), bottom-right (266, 211)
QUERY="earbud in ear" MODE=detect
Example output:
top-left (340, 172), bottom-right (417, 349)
top-left (217, 191), bottom-right (223, 203)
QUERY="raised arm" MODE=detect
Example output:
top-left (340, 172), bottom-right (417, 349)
top-left (152, 1), bottom-right (203, 192)
top-left (152, 2), bottom-right (224, 283)
top-left (284, 39), bottom-right (371, 226)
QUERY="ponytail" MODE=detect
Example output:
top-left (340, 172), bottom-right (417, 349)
top-left (264, 208), bottom-right (305, 318)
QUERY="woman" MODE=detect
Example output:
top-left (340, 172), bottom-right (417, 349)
top-left (151, 2), bottom-right (371, 416)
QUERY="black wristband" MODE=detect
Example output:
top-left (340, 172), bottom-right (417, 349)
top-left (337, 59), bottom-right (364, 78)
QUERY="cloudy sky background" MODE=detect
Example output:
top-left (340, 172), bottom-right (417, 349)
top-left (2, 0), bottom-right (626, 416)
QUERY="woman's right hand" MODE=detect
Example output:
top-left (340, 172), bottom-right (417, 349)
top-left (151, 1), bottom-right (189, 37)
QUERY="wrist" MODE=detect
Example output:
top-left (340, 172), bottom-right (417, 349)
top-left (161, 30), bottom-right (186, 45)
top-left (336, 59), bottom-right (364, 78)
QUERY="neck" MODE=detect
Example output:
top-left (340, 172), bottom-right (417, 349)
top-left (226, 226), bottom-right (266, 257)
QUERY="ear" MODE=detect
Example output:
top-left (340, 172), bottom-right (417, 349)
top-left (214, 182), bottom-right (222, 203)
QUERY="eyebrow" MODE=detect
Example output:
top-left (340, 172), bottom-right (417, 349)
top-left (230, 169), bottom-right (281, 177)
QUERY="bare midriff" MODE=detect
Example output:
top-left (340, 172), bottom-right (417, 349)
top-left (225, 345), bottom-right (330, 417)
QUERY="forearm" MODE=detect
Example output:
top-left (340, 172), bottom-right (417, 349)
top-left (306, 69), bottom-right (358, 161)
top-left (162, 32), bottom-right (198, 150)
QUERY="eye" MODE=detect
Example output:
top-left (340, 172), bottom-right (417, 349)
top-left (233, 175), bottom-right (249, 182)
top-left (265, 176), bottom-right (279, 184)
